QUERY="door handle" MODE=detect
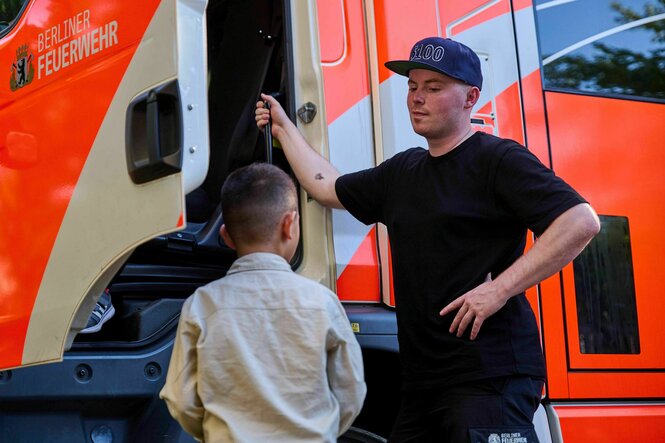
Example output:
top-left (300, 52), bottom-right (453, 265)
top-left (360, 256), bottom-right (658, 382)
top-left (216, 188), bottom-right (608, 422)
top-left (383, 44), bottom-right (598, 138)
top-left (126, 80), bottom-right (182, 184)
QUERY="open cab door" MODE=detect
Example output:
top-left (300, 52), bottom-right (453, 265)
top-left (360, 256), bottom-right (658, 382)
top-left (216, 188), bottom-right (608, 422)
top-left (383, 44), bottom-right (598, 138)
top-left (0, 0), bottom-right (208, 370)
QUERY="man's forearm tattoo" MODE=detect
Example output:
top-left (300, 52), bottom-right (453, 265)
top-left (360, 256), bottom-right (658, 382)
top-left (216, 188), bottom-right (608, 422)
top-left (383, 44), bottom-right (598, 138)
top-left (315, 173), bottom-right (324, 180)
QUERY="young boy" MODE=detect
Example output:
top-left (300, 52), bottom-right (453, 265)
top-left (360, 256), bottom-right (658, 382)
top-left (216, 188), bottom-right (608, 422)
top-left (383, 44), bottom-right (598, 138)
top-left (160, 163), bottom-right (366, 442)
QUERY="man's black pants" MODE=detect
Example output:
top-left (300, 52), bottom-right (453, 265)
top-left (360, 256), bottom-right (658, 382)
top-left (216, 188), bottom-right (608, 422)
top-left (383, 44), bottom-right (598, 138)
top-left (389, 376), bottom-right (544, 443)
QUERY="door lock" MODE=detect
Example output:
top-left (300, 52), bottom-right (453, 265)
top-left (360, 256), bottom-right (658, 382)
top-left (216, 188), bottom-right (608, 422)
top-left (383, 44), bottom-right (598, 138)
top-left (297, 102), bottom-right (317, 124)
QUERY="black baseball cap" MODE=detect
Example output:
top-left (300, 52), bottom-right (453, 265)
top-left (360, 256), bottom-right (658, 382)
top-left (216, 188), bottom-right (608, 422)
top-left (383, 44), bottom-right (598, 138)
top-left (385, 37), bottom-right (483, 90)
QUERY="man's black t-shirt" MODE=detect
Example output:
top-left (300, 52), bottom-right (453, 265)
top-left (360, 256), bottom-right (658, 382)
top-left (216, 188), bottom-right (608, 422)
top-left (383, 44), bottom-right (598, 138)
top-left (335, 132), bottom-right (586, 390)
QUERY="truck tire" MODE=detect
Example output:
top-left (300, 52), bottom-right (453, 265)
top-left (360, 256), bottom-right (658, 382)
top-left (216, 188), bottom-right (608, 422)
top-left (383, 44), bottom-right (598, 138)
top-left (338, 427), bottom-right (388, 442)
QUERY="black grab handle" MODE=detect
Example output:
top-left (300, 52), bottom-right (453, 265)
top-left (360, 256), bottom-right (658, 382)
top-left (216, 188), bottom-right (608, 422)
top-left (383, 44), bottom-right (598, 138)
top-left (263, 100), bottom-right (273, 164)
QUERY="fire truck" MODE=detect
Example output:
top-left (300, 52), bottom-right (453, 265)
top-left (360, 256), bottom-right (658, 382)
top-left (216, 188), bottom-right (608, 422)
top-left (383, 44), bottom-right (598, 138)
top-left (1, 0), bottom-right (664, 441)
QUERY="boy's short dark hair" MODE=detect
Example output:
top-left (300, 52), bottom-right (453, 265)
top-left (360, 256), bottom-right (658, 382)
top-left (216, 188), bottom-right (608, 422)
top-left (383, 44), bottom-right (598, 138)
top-left (221, 163), bottom-right (297, 245)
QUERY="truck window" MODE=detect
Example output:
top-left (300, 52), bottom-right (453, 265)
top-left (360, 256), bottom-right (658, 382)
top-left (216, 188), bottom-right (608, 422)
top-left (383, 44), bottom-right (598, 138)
top-left (572, 215), bottom-right (640, 354)
top-left (534, 0), bottom-right (665, 101)
top-left (0, 0), bottom-right (28, 36)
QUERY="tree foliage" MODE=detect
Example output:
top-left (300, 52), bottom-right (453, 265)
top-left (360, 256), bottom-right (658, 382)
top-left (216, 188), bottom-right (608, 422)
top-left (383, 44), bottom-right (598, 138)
top-left (0, 0), bottom-right (27, 25)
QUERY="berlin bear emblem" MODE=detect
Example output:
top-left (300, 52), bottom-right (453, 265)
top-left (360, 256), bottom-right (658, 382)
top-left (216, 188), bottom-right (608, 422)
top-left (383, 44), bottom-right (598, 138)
top-left (10, 44), bottom-right (35, 91)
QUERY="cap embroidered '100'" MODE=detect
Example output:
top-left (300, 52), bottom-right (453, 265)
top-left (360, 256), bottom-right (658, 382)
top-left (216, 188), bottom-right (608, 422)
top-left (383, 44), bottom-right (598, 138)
top-left (385, 36), bottom-right (483, 91)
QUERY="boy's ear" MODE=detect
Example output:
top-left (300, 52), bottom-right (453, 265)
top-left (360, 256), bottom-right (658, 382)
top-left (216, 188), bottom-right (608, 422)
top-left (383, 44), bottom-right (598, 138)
top-left (220, 224), bottom-right (236, 250)
top-left (281, 211), bottom-right (298, 241)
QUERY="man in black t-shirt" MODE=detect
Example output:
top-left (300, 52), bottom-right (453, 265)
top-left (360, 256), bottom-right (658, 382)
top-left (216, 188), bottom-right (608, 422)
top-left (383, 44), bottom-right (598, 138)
top-left (256, 36), bottom-right (600, 442)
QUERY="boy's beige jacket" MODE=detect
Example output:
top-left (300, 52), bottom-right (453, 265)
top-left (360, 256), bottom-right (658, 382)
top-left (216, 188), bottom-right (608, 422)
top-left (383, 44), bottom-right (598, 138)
top-left (160, 252), bottom-right (366, 442)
